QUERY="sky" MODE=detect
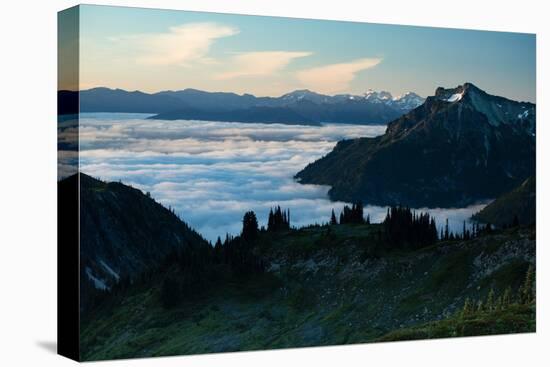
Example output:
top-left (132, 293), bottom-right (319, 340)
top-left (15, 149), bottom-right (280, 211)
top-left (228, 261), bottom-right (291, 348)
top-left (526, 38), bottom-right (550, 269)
top-left (71, 4), bottom-right (535, 101)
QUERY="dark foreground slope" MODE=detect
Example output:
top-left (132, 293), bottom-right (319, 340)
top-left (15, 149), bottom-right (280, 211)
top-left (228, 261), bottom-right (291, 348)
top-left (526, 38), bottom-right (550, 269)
top-left (473, 176), bottom-right (536, 227)
top-left (59, 174), bottom-right (210, 311)
top-left (78, 173), bottom-right (208, 283)
top-left (80, 224), bottom-right (535, 360)
top-left (296, 83), bottom-right (535, 207)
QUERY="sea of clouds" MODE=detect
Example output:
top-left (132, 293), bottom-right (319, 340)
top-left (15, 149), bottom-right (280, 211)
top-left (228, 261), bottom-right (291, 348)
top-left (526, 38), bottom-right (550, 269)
top-left (71, 113), bottom-right (487, 242)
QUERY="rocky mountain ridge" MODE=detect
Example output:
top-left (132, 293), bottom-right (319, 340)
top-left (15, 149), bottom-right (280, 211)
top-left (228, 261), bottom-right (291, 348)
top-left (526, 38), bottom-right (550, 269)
top-left (296, 83), bottom-right (535, 207)
top-left (62, 87), bottom-right (425, 125)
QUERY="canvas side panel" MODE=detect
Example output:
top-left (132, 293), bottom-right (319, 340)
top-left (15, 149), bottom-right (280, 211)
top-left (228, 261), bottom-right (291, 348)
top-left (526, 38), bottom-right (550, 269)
top-left (57, 5), bottom-right (80, 362)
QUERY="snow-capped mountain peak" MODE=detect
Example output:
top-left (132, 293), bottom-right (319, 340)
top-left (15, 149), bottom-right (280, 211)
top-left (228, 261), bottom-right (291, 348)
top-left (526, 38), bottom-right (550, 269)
top-left (363, 89), bottom-right (394, 103)
top-left (280, 89), bottom-right (331, 104)
top-left (431, 82), bottom-right (535, 134)
top-left (361, 89), bottom-right (424, 111)
top-left (278, 88), bottom-right (425, 114)
top-left (392, 91), bottom-right (425, 111)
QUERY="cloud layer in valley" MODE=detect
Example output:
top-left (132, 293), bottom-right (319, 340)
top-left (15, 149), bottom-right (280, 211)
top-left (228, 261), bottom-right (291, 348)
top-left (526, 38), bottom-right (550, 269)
top-left (70, 114), bottom-right (485, 242)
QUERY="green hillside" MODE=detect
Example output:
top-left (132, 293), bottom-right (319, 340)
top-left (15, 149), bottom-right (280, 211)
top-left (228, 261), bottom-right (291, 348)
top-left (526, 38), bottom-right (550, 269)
top-left (378, 303), bottom-right (535, 342)
top-left (80, 224), bottom-right (535, 360)
top-left (473, 176), bottom-right (535, 227)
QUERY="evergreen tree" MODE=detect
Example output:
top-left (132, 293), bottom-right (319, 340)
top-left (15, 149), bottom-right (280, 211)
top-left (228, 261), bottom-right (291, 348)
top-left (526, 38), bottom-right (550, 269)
top-left (267, 206), bottom-right (290, 231)
top-left (476, 300), bottom-right (484, 312)
top-left (520, 265), bottom-right (535, 304)
top-left (430, 218), bottom-right (438, 242)
top-left (495, 295), bottom-right (503, 311)
top-left (502, 286), bottom-right (513, 307)
top-left (242, 211), bottom-right (259, 242)
top-left (339, 202), bottom-right (365, 224)
top-left (213, 236), bottom-right (223, 264)
top-left (486, 288), bottom-right (495, 311)
top-left (222, 218), bottom-right (266, 276)
top-left (267, 208), bottom-right (274, 230)
top-left (383, 206), bottom-right (438, 249)
top-left (462, 297), bottom-right (474, 317)
top-left (355, 202), bottom-right (364, 223)
top-left (330, 209), bottom-right (338, 225)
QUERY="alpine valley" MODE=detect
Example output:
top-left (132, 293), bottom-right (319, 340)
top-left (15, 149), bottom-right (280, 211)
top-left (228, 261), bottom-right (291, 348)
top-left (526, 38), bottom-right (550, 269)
top-left (60, 84), bottom-right (536, 361)
top-left (57, 6), bottom-right (537, 362)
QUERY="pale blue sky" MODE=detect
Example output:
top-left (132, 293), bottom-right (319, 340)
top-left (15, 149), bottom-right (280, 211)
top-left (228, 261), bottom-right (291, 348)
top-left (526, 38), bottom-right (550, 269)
top-left (77, 4), bottom-right (536, 101)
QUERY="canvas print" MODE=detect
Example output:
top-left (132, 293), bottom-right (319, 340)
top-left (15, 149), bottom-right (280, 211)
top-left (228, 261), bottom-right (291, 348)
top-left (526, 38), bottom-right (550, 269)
top-left (58, 5), bottom-right (536, 361)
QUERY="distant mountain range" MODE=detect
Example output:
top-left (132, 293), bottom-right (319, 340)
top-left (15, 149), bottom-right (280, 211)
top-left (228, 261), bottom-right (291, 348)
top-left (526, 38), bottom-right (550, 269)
top-left (58, 87), bottom-right (425, 125)
top-left (296, 83), bottom-right (536, 207)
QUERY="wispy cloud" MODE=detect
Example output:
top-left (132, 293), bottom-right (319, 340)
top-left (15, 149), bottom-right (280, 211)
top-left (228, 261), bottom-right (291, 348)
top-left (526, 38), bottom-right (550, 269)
top-left (296, 57), bottom-right (382, 94)
top-left (214, 51), bottom-right (312, 80)
top-left (112, 22), bottom-right (239, 66)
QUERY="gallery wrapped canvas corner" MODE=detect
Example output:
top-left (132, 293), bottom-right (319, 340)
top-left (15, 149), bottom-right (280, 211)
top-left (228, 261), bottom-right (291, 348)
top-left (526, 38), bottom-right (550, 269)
top-left (58, 4), bottom-right (536, 362)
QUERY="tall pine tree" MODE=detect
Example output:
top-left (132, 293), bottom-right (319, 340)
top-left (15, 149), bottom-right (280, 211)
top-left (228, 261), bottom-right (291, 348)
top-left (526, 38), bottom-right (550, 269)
top-left (330, 209), bottom-right (338, 225)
